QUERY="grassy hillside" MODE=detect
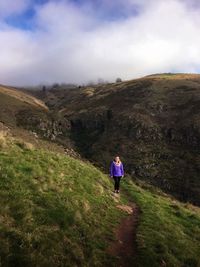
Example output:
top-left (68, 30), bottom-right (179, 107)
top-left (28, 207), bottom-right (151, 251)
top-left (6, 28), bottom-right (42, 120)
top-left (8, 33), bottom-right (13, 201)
top-left (0, 86), bottom-right (48, 127)
top-left (1, 133), bottom-right (200, 266)
top-left (0, 136), bottom-right (122, 267)
top-left (122, 180), bottom-right (200, 267)
top-left (0, 86), bottom-right (48, 111)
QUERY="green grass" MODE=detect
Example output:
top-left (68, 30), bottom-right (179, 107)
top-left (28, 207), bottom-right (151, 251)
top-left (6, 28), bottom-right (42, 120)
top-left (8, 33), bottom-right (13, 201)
top-left (1, 139), bottom-right (200, 267)
top-left (122, 179), bottom-right (200, 267)
top-left (0, 140), bottom-right (123, 267)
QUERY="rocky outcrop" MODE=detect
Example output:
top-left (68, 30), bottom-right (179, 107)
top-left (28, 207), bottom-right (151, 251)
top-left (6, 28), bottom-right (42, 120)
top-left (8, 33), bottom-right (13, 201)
top-left (16, 109), bottom-right (72, 144)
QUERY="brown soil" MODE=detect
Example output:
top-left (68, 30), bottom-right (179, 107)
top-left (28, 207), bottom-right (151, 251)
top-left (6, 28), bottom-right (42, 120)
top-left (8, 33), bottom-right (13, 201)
top-left (108, 203), bottom-right (139, 267)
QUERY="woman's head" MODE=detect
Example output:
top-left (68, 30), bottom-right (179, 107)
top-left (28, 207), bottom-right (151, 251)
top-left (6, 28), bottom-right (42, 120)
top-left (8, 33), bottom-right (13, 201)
top-left (114, 156), bottom-right (121, 163)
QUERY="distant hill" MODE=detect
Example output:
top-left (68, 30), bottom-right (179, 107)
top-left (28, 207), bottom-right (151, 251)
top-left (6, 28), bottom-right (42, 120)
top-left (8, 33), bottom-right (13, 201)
top-left (0, 85), bottom-right (76, 155)
top-left (27, 73), bottom-right (200, 205)
top-left (0, 85), bottom-right (48, 110)
top-left (145, 73), bottom-right (200, 79)
top-left (0, 85), bottom-right (48, 127)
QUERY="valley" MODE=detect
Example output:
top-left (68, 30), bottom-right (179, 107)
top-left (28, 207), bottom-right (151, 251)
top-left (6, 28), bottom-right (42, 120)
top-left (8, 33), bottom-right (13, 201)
top-left (23, 74), bottom-right (200, 205)
top-left (1, 74), bottom-right (200, 266)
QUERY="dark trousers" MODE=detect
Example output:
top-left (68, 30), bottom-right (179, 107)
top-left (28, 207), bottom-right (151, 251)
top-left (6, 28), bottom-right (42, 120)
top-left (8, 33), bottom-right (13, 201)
top-left (113, 176), bottom-right (122, 191)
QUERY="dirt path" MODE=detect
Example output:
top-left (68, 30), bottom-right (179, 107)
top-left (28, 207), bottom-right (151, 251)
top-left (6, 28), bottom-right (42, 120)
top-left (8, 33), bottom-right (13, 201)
top-left (108, 203), bottom-right (139, 267)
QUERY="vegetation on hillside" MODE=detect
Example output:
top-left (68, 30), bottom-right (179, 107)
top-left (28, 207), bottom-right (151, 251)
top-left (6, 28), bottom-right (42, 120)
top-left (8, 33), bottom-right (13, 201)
top-left (122, 180), bottom-right (200, 267)
top-left (0, 86), bottom-right (48, 128)
top-left (0, 138), bottom-right (123, 267)
top-left (28, 74), bottom-right (200, 205)
top-left (1, 135), bottom-right (200, 266)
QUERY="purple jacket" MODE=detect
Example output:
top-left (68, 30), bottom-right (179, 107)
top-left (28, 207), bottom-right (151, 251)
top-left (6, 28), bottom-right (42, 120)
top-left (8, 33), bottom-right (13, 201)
top-left (110, 161), bottom-right (124, 177)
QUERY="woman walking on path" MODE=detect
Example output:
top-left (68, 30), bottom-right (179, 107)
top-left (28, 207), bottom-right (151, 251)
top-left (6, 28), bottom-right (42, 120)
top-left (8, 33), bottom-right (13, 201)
top-left (110, 156), bottom-right (124, 193)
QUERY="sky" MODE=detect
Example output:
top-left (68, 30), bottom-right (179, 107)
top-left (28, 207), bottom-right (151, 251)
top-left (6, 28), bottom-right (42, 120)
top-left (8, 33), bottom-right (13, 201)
top-left (0, 0), bottom-right (200, 86)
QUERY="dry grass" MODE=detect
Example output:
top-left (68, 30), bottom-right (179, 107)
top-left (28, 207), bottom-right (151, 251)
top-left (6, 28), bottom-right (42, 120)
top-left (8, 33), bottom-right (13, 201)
top-left (15, 139), bottom-right (35, 150)
top-left (0, 132), bottom-right (7, 148)
top-left (82, 87), bottom-right (95, 97)
top-left (145, 73), bottom-right (200, 80)
top-left (0, 127), bottom-right (10, 148)
top-left (0, 86), bottom-right (48, 111)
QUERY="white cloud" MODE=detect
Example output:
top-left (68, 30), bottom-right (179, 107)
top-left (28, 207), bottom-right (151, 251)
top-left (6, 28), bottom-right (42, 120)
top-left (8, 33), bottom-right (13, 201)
top-left (0, 0), bottom-right (200, 86)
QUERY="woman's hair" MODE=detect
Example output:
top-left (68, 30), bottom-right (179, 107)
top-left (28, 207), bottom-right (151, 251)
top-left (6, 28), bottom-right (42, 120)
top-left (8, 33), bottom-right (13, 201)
top-left (114, 156), bottom-right (121, 163)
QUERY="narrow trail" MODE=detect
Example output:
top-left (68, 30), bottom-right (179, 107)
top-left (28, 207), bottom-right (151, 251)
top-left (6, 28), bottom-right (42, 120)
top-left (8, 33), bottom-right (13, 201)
top-left (108, 202), bottom-right (140, 267)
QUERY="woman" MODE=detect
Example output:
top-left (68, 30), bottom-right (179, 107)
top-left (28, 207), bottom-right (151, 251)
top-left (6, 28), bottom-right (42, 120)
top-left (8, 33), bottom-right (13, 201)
top-left (110, 156), bottom-right (124, 193)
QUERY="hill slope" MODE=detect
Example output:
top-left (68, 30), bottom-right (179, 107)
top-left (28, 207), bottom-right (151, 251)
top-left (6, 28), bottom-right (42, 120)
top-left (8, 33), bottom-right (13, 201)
top-left (0, 85), bottom-right (48, 111)
top-left (0, 85), bottom-right (76, 154)
top-left (1, 133), bottom-right (200, 266)
top-left (0, 85), bottom-right (48, 126)
top-left (32, 74), bottom-right (200, 205)
top-left (0, 135), bottom-right (122, 267)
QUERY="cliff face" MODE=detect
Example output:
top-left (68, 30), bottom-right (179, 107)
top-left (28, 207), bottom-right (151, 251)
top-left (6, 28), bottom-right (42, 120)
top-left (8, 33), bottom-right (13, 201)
top-left (32, 74), bottom-right (200, 205)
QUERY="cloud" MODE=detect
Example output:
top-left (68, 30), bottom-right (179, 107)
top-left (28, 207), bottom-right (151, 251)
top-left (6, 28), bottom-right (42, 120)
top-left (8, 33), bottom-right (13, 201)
top-left (0, 0), bottom-right (200, 86)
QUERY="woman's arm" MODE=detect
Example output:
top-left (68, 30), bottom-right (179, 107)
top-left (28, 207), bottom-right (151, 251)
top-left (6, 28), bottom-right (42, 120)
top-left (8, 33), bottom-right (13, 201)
top-left (120, 163), bottom-right (124, 176)
top-left (110, 162), bottom-right (114, 177)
